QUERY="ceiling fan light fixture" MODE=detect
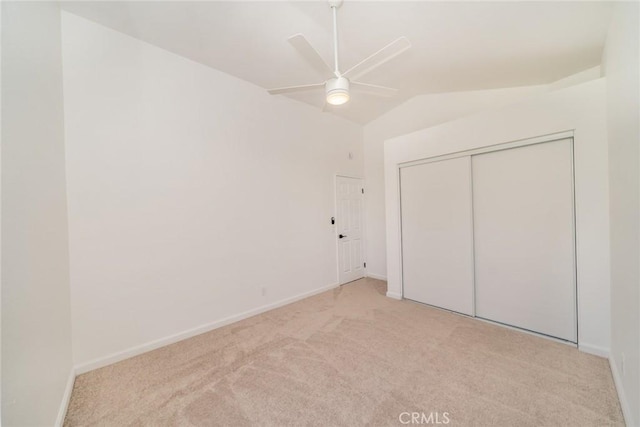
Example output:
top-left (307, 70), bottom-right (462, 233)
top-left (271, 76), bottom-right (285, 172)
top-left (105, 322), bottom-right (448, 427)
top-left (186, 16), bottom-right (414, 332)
top-left (326, 76), bottom-right (350, 105)
top-left (327, 90), bottom-right (350, 106)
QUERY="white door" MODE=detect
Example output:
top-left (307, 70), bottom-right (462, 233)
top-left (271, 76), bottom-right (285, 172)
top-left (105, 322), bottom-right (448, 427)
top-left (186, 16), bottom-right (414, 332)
top-left (336, 176), bottom-right (364, 284)
top-left (400, 157), bottom-right (475, 315)
top-left (472, 138), bottom-right (576, 342)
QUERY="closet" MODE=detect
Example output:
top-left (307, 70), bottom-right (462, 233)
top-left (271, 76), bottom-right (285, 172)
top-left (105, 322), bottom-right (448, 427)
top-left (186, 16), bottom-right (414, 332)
top-left (401, 157), bottom-right (474, 316)
top-left (400, 138), bottom-right (576, 342)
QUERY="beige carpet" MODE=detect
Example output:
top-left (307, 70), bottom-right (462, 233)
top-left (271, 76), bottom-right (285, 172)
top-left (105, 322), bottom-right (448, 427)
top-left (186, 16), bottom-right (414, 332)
top-left (65, 278), bottom-right (623, 426)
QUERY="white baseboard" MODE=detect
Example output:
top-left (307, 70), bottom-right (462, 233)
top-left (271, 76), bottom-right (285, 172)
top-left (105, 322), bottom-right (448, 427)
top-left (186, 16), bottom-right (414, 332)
top-left (609, 355), bottom-right (632, 426)
top-left (386, 291), bottom-right (402, 300)
top-left (74, 282), bottom-right (339, 375)
top-left (55, 368), bottom-right (76, 427)
top-left (366, 272), bottom-right (387, 281)
top-left (579, 342), bottom-right (610, 358)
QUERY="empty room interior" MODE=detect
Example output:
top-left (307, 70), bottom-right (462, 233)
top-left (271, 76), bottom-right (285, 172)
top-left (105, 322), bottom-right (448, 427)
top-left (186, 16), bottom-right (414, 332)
top-left (2, 0), bottom-right (640, 426)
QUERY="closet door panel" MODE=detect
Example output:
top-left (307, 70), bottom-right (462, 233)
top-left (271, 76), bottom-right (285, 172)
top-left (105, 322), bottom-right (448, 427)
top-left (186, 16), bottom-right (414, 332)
top-left (400, 157), bottom-right (474, 315)
top-left (472, 139), bottom-right (576, 342)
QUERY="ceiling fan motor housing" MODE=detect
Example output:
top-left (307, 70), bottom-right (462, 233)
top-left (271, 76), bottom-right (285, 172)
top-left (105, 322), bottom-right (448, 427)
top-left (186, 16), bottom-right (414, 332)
top-left (326, 77), bottom-right (350, 105)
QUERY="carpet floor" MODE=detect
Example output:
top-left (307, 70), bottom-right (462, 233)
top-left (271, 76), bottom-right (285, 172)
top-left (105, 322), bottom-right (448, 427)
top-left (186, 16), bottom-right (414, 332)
top-left (65, 278), bottom-right (623, 426)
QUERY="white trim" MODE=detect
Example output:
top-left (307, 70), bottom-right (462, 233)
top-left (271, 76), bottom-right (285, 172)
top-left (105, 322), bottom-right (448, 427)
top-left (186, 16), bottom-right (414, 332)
top-left (333, 174), bottom-right (341, 286)
top-left (398, 130), bottom-right (575, 169)
top-left (474, 317), bottom-right (577, 348)
top-left (386, 291), bottom-right (402, 300)
top-left (396, 167), bottom-right (405, 297)
top-left (75, 282), bottom-right (339, 374)
top-left (578, 343), bottom-right (610, 358)
top-left (569, 139), bottom-right (580, 347)
top-left (55, 368), bottom-right (76, 427)
top-left (366, 272), bottom-right (387, 281)
top-left (609, 356), bottom-right (632, 426)
top-left (335, 173), bottom-right (364, 180)
top-left (468, 156), bottom-right (477, 317)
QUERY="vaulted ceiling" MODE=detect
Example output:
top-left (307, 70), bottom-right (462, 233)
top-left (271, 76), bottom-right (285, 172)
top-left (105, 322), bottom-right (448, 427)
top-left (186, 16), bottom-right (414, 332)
top-left (60, 1), bottom-right (613, 124)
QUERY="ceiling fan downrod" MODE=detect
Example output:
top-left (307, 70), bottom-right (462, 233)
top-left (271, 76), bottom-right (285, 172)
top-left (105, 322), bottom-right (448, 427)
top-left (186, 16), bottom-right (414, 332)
top-left (330, 0), bottom-right (342, 76)
top-left (327, 0), bottom-right (349, 105)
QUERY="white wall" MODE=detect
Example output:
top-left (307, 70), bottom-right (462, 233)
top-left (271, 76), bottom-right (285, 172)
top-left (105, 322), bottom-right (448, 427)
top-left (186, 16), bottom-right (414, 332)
top-left (61, 13), bottom-right (363, 370)
top-left (1, 3), bottom-right (73, 425)
top-left (603, 2), bottom-right (640, 425)
top-left (548, 65), bottom-right (601, 91)
top-left (363, 85), bottom-right (548, 279)
top-left (384, 79), bottom-right (611, 355)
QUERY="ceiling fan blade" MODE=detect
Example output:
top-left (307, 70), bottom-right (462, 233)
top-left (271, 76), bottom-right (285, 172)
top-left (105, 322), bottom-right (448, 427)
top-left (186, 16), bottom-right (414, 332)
top-left (288, 33), bottom-right (335, 78)
top-left (267, 83), bottom-right (324, 95)
top-left (342, 37), bottom-right (411, 80)
top-left (351, 81), bottom-right (398, 97)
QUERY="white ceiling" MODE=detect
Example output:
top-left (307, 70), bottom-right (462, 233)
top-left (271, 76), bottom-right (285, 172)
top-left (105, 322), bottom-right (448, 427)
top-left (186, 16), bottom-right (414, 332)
top-left (60, 1), bottom-right (613, 124)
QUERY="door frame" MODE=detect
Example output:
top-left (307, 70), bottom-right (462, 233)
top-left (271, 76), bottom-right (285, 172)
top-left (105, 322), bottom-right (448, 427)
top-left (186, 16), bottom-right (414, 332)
top-left (334, 174), bottom-right (366, 285)
top-left (396, 130), bottom-right (578, 345)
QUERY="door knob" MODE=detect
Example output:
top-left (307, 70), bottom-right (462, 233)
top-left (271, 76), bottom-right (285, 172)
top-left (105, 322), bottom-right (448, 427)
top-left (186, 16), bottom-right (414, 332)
top-left (339, 234), bottom-right (347, 239)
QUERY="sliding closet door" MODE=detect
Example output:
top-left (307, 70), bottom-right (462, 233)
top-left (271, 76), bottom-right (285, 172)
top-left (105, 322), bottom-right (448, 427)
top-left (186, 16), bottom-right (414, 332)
top-left (401, 157), bottom-right (474, 315)
top-left (472, 139), bottom-right (576, 342)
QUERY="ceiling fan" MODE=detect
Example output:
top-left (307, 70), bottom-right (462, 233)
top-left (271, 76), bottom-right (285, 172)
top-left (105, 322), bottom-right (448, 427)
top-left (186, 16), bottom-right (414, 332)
top-left (267, 0), bottom-right (411, 108)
